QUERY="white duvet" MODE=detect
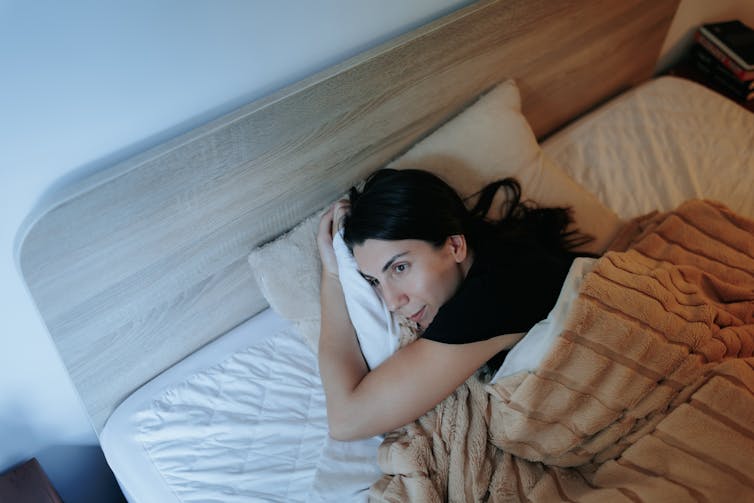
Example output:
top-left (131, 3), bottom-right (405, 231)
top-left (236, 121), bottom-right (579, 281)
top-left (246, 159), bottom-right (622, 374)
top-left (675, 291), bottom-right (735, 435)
top-left (101, 310), bottom-right (382, 503)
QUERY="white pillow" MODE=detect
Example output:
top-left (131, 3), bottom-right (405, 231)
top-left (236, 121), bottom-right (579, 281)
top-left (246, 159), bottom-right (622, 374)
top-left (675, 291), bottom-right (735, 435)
top-left (386, 80), bottom-right (541, 200)
top-left (491, 257), bottom-right (597, 383)
top-left (248, 79), bottom-right (623, 353)
top-left (333, 229), bottom-right (400, 369)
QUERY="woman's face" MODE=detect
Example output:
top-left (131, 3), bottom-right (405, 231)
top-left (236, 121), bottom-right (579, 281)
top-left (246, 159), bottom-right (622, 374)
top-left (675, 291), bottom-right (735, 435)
top-left (352, 236), bottom-right (469, 329)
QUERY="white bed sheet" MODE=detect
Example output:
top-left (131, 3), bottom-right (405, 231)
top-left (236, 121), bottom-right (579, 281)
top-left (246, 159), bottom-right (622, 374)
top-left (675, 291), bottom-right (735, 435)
top-left (101, 75), bottom-right (754, 503)
top-left (100, 308), bottom-right (382, 503)
top-left (542, 76), bottom-right (754, 220)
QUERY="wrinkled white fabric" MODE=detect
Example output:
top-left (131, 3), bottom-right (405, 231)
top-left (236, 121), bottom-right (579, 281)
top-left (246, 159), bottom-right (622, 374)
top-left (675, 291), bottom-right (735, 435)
top-left (492, 257), bottom-right (596, 382)
top-left (543, 76), bottom-right (754, 220)
top-left (101, 310), bottom-right (382, 503)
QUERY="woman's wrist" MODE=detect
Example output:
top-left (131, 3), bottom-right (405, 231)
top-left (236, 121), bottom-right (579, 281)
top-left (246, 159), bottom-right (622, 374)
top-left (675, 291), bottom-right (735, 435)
top-left (322, 266), bottom-right (340, 281)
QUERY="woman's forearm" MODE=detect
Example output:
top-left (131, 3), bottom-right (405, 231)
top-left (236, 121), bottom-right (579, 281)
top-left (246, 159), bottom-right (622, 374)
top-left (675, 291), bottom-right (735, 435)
top-left (318, 272), bottom-right (369, 438)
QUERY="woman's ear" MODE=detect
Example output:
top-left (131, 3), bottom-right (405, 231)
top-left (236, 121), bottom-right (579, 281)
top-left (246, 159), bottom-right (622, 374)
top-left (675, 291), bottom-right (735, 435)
top-left (447, 234), bottom-right (468, 263)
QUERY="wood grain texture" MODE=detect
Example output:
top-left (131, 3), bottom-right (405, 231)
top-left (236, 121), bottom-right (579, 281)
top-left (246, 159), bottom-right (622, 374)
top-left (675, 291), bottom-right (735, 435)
top-left (17, 0), bottom-right (679, 432)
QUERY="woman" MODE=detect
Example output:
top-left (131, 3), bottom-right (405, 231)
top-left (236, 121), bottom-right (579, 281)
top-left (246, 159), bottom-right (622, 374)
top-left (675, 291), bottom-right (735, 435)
top-left (316, 169), bottom-right (590, 441)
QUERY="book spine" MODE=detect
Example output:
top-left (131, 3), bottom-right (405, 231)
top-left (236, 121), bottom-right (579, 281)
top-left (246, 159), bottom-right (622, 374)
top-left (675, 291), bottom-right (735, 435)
top-left (693, 58), bottom-right (754, 101)
top-left (694, 31), bottom-right (754, 80)
top-left (699, 24), bottom-right (754, 71)
top-left (692, 45), bottom-right (754, 91)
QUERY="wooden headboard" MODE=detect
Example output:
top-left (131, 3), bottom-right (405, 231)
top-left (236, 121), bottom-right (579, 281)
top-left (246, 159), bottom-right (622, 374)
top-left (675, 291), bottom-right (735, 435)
top-left (17, 0), bottom-right (679, 432)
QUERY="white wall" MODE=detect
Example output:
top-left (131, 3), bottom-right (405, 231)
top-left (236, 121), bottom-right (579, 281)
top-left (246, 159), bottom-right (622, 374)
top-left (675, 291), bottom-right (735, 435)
top-left (0, 1), bottom-right (471, 501)
top-left (657, 0), bottom-right (754, 72)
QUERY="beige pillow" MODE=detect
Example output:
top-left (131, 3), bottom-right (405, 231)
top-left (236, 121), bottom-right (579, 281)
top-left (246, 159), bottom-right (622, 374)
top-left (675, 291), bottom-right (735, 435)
top-left (387, 79), bottom-right (622, 253)
top-left (248, 210), bottom-right (324, 350)
top-left (248, 80), bottom-right (623, 351)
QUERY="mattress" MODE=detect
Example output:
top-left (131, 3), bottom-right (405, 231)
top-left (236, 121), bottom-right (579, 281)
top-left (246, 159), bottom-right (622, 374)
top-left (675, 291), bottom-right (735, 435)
top-left (542, 76), bottom-right (754, 220)
top-left (100, 309), bottom-right (382, 503)
top-left (100, 76), bottom-right (754, 503)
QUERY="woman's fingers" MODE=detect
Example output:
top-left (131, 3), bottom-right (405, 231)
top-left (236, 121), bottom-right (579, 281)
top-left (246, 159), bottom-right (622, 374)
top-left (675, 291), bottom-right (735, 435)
top-left (319, 205), bottom-right (335, 238)
top-left (317, 205), bottom-right (339, 277)
top-left (318, 200), bottom-right (352, 278)
top-left (331, 200), bottom-right (350, 235)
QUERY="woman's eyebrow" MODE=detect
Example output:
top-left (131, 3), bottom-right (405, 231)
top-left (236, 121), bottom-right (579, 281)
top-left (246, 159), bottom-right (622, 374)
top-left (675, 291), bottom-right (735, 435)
top-left (382, 252), bottom-right (408, 272)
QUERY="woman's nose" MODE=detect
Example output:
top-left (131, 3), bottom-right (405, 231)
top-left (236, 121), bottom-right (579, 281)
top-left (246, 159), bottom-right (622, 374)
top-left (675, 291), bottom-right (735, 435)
top-left (382, 283), bottom-right (407, 312)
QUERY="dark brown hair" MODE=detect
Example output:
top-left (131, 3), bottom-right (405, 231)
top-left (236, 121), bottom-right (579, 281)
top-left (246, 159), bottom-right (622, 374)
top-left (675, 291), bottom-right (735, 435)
top-left (342, 168), bottom-right (591, 254)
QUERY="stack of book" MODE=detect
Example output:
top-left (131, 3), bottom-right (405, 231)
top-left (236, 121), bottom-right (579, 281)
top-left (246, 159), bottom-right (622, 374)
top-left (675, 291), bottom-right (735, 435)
top-left (692, 20), bottom-right (754, 102)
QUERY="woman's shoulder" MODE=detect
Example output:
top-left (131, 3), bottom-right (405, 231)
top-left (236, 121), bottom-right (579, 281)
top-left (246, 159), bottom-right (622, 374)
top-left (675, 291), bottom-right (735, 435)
top-left (422, 242), bottom-right (575, 345)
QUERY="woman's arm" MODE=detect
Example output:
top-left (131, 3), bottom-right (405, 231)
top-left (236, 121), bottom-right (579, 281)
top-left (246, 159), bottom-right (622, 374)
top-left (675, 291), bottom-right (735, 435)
top-left (324, 334), bottom-right (516, 440)
top-left (316, 204), bottom-right (517, 440)
top-left (316, 203), bottom-right (372, 437)
top-left (318, 270), bottom-right (372, 438)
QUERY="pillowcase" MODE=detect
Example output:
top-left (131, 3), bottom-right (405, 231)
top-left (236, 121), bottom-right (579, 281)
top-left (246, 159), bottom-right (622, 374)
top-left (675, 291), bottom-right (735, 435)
top-left (248, 79), bottom-right (623, 353)
top-left (248, 210), bottom-right (323, 350)
top-left (333, 229), bottom-right (400, 369)
top-left (491, 257), bottom-right (597, 383)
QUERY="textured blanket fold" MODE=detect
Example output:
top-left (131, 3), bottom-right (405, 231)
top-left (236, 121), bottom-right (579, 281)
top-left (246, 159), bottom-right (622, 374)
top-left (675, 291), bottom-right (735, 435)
top-left (370, 200), bottom-right (754, 502)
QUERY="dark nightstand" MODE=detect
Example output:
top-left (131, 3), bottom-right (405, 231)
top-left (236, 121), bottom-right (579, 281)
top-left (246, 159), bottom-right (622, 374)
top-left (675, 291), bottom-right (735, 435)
top-left (0, 458), bottom-right (64, 503)
top-left (667, 56), bottom-right (754, 114)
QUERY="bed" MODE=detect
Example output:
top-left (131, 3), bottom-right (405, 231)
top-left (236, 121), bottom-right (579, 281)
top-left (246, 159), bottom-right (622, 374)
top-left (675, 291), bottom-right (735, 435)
top-left (16, 0), bottom-right (754, 501)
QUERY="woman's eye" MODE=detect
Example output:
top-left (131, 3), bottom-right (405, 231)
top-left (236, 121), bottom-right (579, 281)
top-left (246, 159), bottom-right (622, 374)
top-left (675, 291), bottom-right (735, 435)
top-left (393, 263), bottom-right (408, 274)
top-left (360, 272), bottom-right (379, 287)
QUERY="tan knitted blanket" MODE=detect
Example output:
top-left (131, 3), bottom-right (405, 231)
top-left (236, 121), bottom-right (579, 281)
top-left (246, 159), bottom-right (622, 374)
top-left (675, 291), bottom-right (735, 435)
top-left (370, 199), bottom-right (754, 502)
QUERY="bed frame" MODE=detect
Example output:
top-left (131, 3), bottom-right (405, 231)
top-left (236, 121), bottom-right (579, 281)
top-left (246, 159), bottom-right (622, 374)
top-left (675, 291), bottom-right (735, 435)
top-left (17, 0), bottom-right (679, 432)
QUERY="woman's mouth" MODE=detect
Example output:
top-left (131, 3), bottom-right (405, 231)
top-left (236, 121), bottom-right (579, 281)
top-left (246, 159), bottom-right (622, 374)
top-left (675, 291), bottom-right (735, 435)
top-left (409, 306), bottom-right (426, 323)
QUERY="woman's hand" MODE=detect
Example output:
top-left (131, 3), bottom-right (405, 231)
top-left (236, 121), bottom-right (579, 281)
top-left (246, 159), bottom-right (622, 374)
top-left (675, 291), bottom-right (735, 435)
top-left (317, 200), bottom-right (350, 278)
